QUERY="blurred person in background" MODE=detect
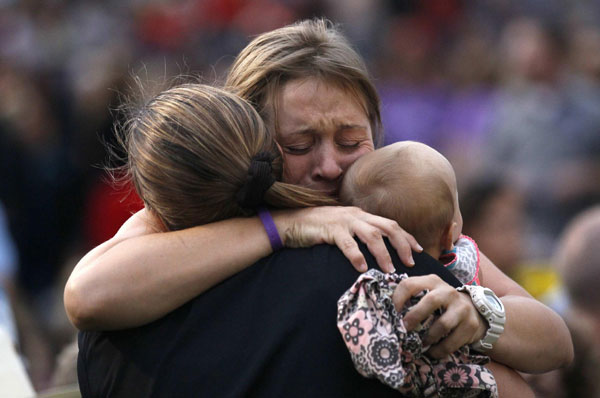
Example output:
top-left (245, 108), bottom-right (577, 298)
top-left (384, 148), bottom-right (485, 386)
top-left (459, 175), bottom-right (567, 311)
top-left (524, 206), bottom-right (600, 397)
top-left (375, 15), bottom-right (447, 149)
top-left (0, 65), bottom-right (72, 390)
top-left (435, 21), bottom-right (499, 183)
top-left (554, 206), bottom-right (600, 365)
top-left (0, 201), bottom-right (18, 346)
top-left (483, 17), bottom-right (600, 259)
top-left (459, 175), bottom-right (526, 280)
top-left (0, 200), bottom-right (52, 395)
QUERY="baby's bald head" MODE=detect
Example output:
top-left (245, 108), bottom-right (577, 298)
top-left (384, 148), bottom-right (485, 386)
top-left (340, 141), bottom-right (461, 256)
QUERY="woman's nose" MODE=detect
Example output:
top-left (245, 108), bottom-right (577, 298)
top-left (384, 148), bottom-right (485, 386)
top-left (313, 146), bottom-right (343, 181)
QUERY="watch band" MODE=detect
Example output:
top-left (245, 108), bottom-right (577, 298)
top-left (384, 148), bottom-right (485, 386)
top-left (471, 321), bottom-right (504, 351)
top-left (457, 285), bottom-right (505, 352)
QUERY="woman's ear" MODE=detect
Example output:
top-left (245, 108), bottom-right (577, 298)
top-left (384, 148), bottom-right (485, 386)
top-left (440, 222), bottom-right (457, 252)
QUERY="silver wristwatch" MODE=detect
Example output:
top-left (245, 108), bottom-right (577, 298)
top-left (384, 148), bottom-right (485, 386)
top-left (456, 285), bottom-right (505, 352)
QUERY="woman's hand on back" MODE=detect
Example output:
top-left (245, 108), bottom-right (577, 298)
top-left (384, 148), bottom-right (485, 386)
top-left (272, 206), bottom-right (423, 273)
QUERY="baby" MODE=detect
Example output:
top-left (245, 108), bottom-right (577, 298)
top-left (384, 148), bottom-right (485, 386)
top-left (336, 142), bottom-right (522, 396)
top-left (340, 141), bottom-right (480, 286)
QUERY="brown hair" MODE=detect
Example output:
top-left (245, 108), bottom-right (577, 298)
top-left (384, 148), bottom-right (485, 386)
top-left (120, 83), bottom-right (335, 231)
top-left (340, 142), bottom-right (455, 252)
top-left (224, 18), bottom-right (383, 146)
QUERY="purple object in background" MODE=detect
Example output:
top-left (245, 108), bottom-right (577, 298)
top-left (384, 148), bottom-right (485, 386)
top-left (380, 83), bottom-right (495, 150)
top-left (379, 84), bottom-right (447, 147)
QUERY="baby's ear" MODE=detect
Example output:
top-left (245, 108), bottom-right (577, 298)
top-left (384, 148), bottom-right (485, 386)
top-left (440, 222), bottom-right (457, 252)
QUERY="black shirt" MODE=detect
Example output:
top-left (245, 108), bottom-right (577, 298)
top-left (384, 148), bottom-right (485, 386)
top-left (78, 241), bottom-right (460, 397)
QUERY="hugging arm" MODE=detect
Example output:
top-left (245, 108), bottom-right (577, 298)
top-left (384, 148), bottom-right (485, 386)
top-left (64, 209), bottom-right (272, 330)
top-left (393, 252), bottom-right (573, 373)
top-left (475, 252), bottom-right (573, 372)
top-left (64, 206), bottom-right (421, 330)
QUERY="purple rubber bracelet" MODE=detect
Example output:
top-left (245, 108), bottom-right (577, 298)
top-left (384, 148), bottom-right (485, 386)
top-left (258, 206), bottom-right (283, 251)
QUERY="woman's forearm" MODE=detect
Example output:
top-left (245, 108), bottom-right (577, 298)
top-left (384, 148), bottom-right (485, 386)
top-left (480, 253), bottom-right (574, 373)
top-left (486, 361), bottom-right (534, 398)
top-left (65, 205), bottom-right (422, 331)
top-left (64, 215), bottom-right (271, 330)
top-left (490, 295), bottom-right (573, 373)
top-left (393, 250), bottom-right (573, 374)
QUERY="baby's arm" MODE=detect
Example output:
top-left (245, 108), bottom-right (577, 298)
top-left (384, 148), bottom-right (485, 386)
top-left (64, 206), bottom-right (420, 330)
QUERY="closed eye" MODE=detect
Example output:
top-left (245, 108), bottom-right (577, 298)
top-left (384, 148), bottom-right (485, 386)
top-left (338, 141), bottom-right (361, 149)
top-left (283, 145), bottom-right (311, 155)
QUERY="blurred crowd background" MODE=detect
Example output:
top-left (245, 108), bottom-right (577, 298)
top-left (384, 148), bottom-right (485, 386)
top-left (1, 0), bottom-right (600, 396)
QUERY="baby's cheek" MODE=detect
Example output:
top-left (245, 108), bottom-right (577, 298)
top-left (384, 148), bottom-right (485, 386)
top-left (343, 146), bottom-right (373, 171)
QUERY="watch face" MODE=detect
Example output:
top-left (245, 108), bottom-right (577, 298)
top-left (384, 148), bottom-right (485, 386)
top-left (484, 291), bottom-right (504, 312)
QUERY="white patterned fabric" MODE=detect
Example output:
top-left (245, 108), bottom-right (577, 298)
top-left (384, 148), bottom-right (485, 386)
top-left (440, 235), bottom-right (480, 286)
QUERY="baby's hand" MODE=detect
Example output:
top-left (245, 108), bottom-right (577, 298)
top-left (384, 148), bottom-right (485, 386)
top-left (273, 206), bottom-right (423, 273)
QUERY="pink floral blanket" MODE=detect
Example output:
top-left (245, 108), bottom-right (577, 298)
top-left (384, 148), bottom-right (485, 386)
top-left (337, 269), bottom-right (498, 397)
